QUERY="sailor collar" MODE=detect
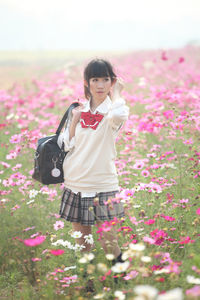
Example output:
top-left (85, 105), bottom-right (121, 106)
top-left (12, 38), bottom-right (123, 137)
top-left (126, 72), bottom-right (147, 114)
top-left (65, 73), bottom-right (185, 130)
top-left (81, 95), bottom-right (112, 114)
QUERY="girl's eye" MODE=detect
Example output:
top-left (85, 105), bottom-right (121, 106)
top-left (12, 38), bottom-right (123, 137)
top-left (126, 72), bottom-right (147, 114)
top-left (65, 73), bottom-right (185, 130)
top-left (92, 78), bottom-right (110, 82)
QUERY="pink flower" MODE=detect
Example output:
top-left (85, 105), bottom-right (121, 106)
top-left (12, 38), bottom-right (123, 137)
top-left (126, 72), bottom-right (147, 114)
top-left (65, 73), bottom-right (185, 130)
top-left (50, 249), bottom-right (65, 256)
top-left (53, 220), bottom-right (64, 231)
top-left (31, 257), bottom-right (42, 262)
top-left (178, 236), bottom-right (195, 244)
top-left (132, 161), bottom-right (145, 169)
top-left (179, 57), bottom-right (185, 63)
top-left (11, 205), bottom-right (20, 211)
top-left (161, 51), bottom-right (168, 60)
top-left (9, 134), bottom-right (22, 144)
top-left (196, 208), bottom-right (200, 215)
top-left (163, 110), bottom-right (174, 120)
top-left (23, 235), bottom-right (46, 247)
top-left (161, 215), bottom-right (176, 221)
top-left (143, 236), bottom-right (155, 244)
top-left (141, 170), bottom-right (150, 177)
top-left (124, 270), bottom-right (139, 280)
top-left (186, 285), bottom-right (200, 297)
top-left (180, 199), bottom-right (189, 203)
top-left (144, 219), bottom-right (155, 225)
top-left (23, 226), bottom-right (35, 232)
top-left (183, 138), bottom-right (193, 145)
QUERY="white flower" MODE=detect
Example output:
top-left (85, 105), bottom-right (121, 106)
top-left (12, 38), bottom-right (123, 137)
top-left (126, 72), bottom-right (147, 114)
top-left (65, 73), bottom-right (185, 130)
top-left (93, 293), bottom-right (105, 299)
top-left (105, 253), bottom-right (115, 260)
top-left (114, 290), bottom-right (125, 300)
top-left (186, 275), bottom-right (200, 284)
top-left (84, 234), bottom-right (94, 244)
top-left (73, 243), bottom-right (85, 251)
top-left (79, 253), bottom-right (94, 263)
top-left (134, 285), bottom-right (158, 300)
top-left (111, 261), bottom-right (130, 273)
top-left (40, 190), bottom-right (49, 195)
top-left (129, 243), bottom-right (145, 252)
top-left (27, 199), bottom-right (35, 205)
top-left (138, 77), bottom-right (146, 87)
top-left (51, 239), bottom-right (64, 246)
top-left (97, 263), bottom-right (108, 273)
top-left (6, 113), bottom-right (14, 120)
top-left (136, 228), bottom-right (144, 232)
top-left (71, 231), bottom-right (83, 238)
top-left (133, 204), bottom-right (141, 208)
top-left (29, 189), bottom-right (39, 199)
top-left (154, 268), bottom-right (170, 275)
top-left (64, 265), bottom-right (76, 271)
top-left (51, 239), bottom-right (74, 249)
top-left (141, 256), bottom-right (151, 263)
top-left (157, 288), bottom-right (183, 300)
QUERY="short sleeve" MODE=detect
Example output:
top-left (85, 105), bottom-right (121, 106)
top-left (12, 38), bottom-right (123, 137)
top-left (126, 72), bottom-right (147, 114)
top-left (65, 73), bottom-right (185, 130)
top-left (57, 120), bottom-right (75, 152)
top-left (107, 97), bottom-right (129, 131)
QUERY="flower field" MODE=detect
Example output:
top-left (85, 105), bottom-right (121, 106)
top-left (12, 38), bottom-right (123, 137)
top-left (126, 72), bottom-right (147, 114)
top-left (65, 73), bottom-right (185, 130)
top-left (0, 47), bottom-right (200, 300)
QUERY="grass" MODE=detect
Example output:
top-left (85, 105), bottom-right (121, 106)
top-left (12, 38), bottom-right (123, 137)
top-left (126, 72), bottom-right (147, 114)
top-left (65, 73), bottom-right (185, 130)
top-left (0, 48), bottom-right (200, 299)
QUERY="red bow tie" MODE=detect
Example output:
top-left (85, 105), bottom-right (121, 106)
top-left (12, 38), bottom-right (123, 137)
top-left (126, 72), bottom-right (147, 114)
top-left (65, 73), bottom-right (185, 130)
top-left (80, 111), bottom-right (104, 130)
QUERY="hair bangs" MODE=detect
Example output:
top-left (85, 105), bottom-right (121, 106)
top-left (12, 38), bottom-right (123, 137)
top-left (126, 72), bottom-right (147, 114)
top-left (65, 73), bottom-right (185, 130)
top-left (87, 61), bottom-right (110, 80)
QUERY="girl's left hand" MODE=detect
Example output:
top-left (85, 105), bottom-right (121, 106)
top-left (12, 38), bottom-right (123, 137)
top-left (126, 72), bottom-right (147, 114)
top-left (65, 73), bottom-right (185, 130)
top-left (112, 77), bottom-right (124, 95)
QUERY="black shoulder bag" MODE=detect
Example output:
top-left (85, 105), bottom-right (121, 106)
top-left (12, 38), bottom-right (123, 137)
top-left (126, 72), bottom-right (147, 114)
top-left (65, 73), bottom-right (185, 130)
top-left (32, 102), bottom-right (80, 185)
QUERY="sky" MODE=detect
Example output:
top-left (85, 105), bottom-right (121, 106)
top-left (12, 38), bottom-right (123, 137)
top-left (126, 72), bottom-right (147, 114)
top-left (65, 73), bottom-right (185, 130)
top-left (0, 0), bottom-right (200, 51)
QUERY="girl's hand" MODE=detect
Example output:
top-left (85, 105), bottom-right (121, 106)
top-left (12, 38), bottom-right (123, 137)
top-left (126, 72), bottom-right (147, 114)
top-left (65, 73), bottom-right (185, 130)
top-left (71, 104), bottom-right (83, 124)
top-left (112, 77), bottom-right (124, 98)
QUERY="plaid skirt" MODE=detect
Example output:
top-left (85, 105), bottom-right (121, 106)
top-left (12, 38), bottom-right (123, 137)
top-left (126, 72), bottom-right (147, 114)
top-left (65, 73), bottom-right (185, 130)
top-left (59, 187), bottom-right (125, 225)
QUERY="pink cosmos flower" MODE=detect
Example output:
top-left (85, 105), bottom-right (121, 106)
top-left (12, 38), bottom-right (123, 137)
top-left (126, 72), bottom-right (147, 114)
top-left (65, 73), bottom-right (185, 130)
top-left (186, 285), bottom-right (200, 297)
top-left (31, 257), bottom-right (42, 262)
top-left (165, 261), bottom-right (181, 274)
top-left (9, 134), bottom-right (22, 144)
top-left (124, 270), bottom-right (139, 280)
top-left (163, 110), bottom-right (174, 120)
top-left (161, 51), bottom-right (168, 60)
top-left (196, 208), bottom-right (200, 215)
top-left (143, 236), bottom-right (155, 244)
top-left (12, 164), bottom-right (22, 171)
top-left (183, 138), bottom-right (193, 145)
top-left (179, 57), bottom-right (185, 63)
top-left (0, 161), bottom-right (10, 168)
top-left (50, 249), bottom-right (65, 256)
top-left (23, 235), bottom-right (46, 247)
top-left (0, 123), bottom-right (7, 129)
top-left (161, 215), bottom-right (176, 221)
top-left (132, 161), bottom-right (145, 169)
top-left (53, 220), bottom-right (64, 231)
top-left (178, 236), bottom-right (195, 244)
top-left (180, 199), bottom-right (189, 203)
top-left (141, 170), bottom-right (150, 177)
top-left (144, 219), bottom-right (155, 225)
top-left (11, 205), bottom-right (20, 211)
top-left (23, 226), bottom-right (35, 232)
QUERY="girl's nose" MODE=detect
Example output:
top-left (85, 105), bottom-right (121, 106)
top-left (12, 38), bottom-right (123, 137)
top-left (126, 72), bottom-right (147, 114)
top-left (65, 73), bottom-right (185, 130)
top-left (97, 81), bottom-right (104, 88)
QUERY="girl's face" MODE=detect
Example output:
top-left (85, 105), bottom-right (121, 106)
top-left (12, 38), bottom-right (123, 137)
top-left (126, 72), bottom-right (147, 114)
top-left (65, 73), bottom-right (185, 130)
top-left (85, 76), bottom-right (115, 101)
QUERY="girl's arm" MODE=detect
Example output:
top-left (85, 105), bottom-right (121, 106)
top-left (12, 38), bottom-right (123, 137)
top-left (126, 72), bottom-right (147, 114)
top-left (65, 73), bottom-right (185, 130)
top-left (109, 78), bottom-right (129, 131)
top-left (68, 106), bottom-right (82, 141)
top-left (57, 105), bottom-right (83, 151)
top-left (112, 77), bottom-right (124, 102)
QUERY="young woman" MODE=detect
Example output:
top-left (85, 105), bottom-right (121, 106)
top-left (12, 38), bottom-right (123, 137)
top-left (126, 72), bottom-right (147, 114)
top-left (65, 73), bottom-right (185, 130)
top-left (57, 58), bottom-right (129, 262)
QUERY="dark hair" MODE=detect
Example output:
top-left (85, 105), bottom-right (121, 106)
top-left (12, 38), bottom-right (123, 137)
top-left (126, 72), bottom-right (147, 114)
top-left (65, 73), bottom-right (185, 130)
top-left (83, 58), bottom-right (117, 99)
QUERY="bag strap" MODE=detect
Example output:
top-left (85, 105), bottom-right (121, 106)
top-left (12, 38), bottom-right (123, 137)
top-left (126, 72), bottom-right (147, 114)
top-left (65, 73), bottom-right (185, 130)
top-left (56, 102), bottom-right (80, 135)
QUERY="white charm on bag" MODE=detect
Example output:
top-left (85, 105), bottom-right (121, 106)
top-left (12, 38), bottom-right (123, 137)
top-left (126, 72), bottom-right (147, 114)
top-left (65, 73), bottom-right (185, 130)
top-left (51, 157), bottom-right (61, 177)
